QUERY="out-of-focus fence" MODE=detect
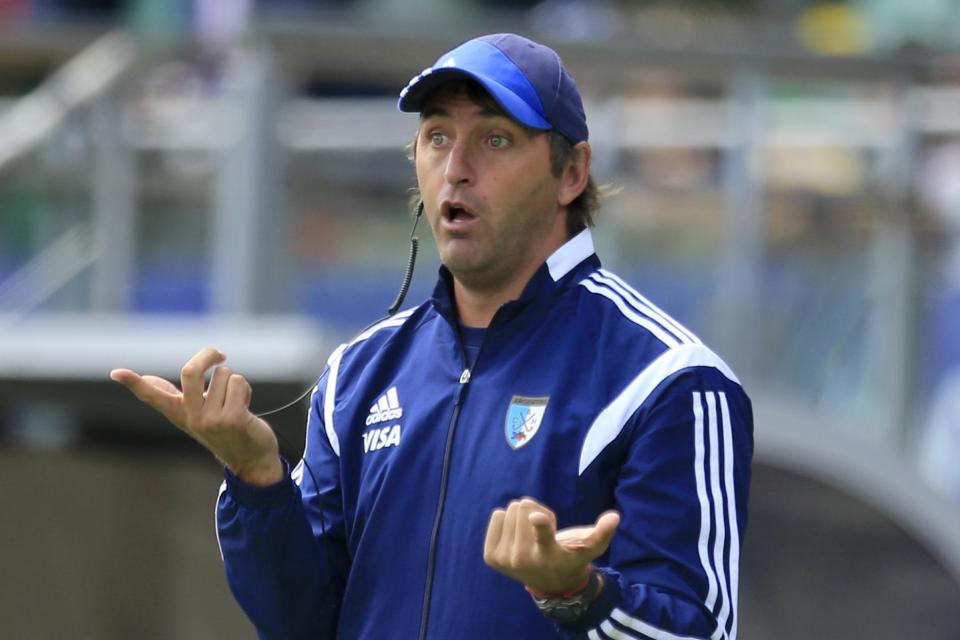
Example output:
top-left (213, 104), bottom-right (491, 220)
top-left (2, 23), bottom-right (958, 449)
top-left (2, 11), bottom-right (960, 639)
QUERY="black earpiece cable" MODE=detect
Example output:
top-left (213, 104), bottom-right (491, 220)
top-left (249, 198), bottom-right (425, 583)
top-left (254, 199), bottom-right (424, 421)
top-left (388, 199), bottom-right (424, 316)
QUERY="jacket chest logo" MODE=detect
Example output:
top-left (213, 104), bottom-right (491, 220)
top-left (363, 387), bottom-right (403, 453)
top-left (505, 396), bottom-right (549, 450)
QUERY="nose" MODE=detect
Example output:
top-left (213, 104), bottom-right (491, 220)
top-left (443, 140), bottom-right (474, 186)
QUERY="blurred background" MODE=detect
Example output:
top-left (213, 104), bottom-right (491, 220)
top-left (1, 0), bottom-right (960, 638)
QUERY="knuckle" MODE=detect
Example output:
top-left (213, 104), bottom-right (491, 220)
top-left (198, 413), bottom-right (223, 432)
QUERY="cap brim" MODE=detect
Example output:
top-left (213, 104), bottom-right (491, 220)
top-left (398, 67), bottom-right (552, 131)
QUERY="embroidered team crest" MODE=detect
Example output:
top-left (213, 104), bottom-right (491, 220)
top-left (505, 396), bottom-right (549, 450)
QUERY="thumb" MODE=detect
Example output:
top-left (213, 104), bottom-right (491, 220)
top-left (586, 510), bottom-right (621, 552)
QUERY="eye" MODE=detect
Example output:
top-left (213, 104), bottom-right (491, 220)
top-left (429, 132), bottom-right (447, 146)
top-left (488, 134), bottom-right (509, 148)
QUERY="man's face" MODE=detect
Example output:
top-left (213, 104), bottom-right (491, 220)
top-left (415, 88), bottom-right (567, 292)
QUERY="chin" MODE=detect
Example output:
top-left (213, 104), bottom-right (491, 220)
top-left (441, 252), bottom-right (485, 276)
top-left (440, 244), bottom-right (480, 270)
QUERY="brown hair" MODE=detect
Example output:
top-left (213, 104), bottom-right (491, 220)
top-left (547, 132), bottom-right (598, 236)
top-left (407, 79), bottom-right (601, 237)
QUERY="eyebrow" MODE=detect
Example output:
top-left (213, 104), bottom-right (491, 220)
top-left (420, 104), bottom-right (507, 121)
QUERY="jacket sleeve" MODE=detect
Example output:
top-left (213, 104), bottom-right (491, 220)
top-left (216, 368), bottom-right (349, 640)
top-left (558, 366), bottom-right (754, 640)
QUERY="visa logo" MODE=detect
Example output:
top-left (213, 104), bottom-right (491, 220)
top-left (363, 424), bottom-right (401, 453)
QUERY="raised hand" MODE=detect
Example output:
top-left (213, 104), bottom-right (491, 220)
top-left (483, 497), bottom-right (620, 595)
top-left (110, 347), bottom-right (283, 486)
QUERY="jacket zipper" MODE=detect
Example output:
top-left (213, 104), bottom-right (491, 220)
top-left (417, 366), bottom-right (472, 640)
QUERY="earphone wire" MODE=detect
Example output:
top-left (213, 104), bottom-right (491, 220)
top-left (254, 198), bottom-right (423, 421)
top-left (387, 199), bottom-right (424, 316)
top-left (250, 199), bottom-right (426, 562)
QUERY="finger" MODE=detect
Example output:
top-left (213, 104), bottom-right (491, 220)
top-left (497, 500), bottom-right (520, 553)
top-left (140, 375), bottom-right (181, 395)
top-left (513, 498), bottom-right (536, 548)
top-left (110, 369), bottom-right (182, 421)
top-left (224, 374), bottom-right (254, 426)
top-left (516, 497), bottom-right (552, 547)
top-left (205, 366), bottom-right (233, 410)
top-left (224, 373), bottom-right (252, 409)
top-left (528, 510), bottom-right (557, 548)
top-left (110, 368), bottom-right (138, 385)
top-left (483, 509), bottom-right (507, 562)
top-left (180, 347), bottom-right (225, 416)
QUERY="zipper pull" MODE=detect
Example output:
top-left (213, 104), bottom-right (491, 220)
top-left (459, 369), bottom-right (471, 384)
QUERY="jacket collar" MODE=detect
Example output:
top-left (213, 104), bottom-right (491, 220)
top-left (430, 228), bottom-right (601, 320)
top-left (546, 227), bottom-right (596, 282)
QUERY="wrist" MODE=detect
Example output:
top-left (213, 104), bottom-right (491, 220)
top-left (232, 454), bottom-right (284, 487)
top-left (524, 565), bottom-right (593, 599)
top-left (527, 567), bottom-right (604, 624)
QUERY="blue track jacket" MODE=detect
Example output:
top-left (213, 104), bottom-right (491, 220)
top-left (216, 229), bottom-right (753, 639)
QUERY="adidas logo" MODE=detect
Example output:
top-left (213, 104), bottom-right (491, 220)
top-left (365, 387), bottom-right (403, 426)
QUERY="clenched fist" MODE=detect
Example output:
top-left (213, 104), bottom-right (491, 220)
top-left (110, 346), bottom-right (283, 486)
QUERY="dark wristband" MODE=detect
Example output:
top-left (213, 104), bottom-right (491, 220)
top-left (528, 568), bottom-right (604, 623)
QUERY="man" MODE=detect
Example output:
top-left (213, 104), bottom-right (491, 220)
top-left (111, 33), bottom-right (752, 639)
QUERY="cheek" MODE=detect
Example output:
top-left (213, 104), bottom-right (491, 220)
top-left (416, 157), bottom-right (444, 193)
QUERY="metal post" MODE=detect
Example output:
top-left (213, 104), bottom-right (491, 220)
top-left (90, 89), bottom-right (137, 312)
top-left (864, 82), bottom-right (919, 446)
top-left (715, 70), bottom-right (766, 373)
top-left (210, 44), bottom-right (284, 315)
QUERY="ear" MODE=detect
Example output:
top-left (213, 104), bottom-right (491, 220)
top-left (557, 142), bottom-right (591, 208)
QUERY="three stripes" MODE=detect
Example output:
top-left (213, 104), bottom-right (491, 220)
top-left (585, 391), bottom-right (739, 640)
top-left (580, 270), bottom-right (699, 349)
top-left (579, 270), bottom-right (739, 640)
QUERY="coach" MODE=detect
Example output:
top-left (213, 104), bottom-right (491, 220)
top-left (112, 33), bottom-right (753, 640)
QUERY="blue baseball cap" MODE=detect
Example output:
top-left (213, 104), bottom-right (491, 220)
top-left (398, 33), bottom-right (588, 144)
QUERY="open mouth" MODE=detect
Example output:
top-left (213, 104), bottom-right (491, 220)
top-left (443, 202), bottom-right (477, 223)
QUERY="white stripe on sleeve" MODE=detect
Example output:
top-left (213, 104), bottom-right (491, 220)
top-left (693, 392), bottom-right (719, 609)
top-left (590, 271), bottom-right (695, 347)
top-left (597, 269), bottom-right (701, 345)
top-left (599, 618), bottom-right (642, 639)
top-left (580, 279), bottom-right (680, 349)
top-left (590, 392), bottom-right (738, 640)
top-left (321, 309), bottom-right (416, 458)
top-left (705, 393), bottom-right (731, 628)
top-left (323, 343), bottom-right (347, 457)
top-left (610, 607), bottom-right (711, 640)
top-left (214, 480), bottom-right (227, 561)
top-left (578, 344), bottom-right (739, 475)
top-left (588, 627), bottom-right (610, 640)
top-left (719, 392), bottom-right (741, 639)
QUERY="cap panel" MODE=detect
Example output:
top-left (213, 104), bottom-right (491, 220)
top-left (398, 67), bottom-right (552, 131)
top-left (398, 33), bottom-right (589, 143)
top-left (479, 33), bottom-right (561, 113)
top-left (399, 40), bottom-right (544, 116)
